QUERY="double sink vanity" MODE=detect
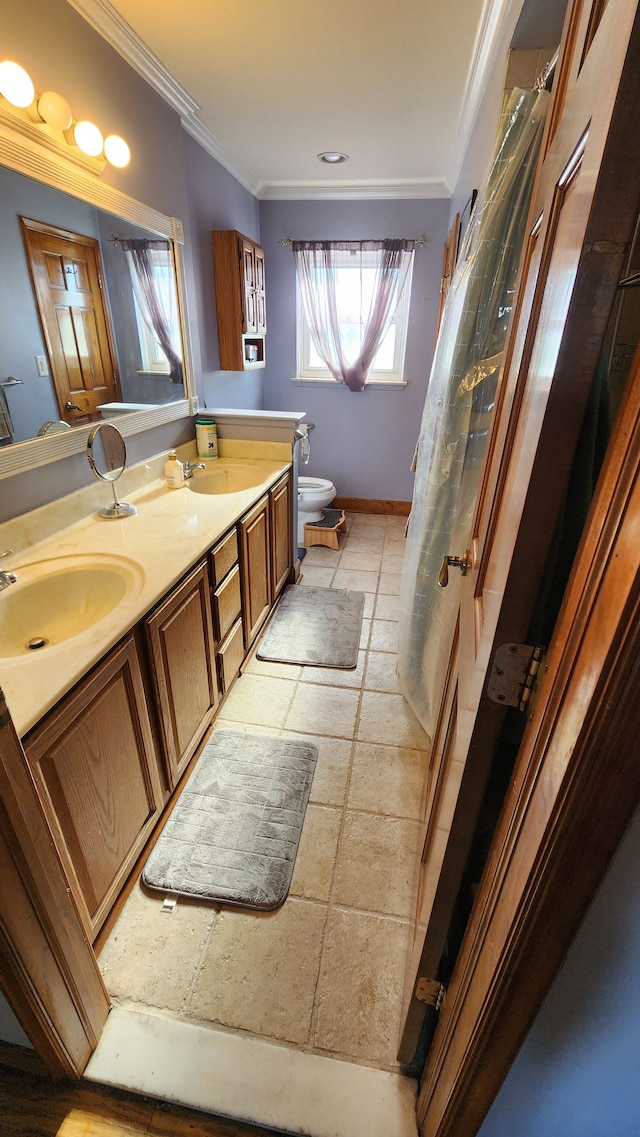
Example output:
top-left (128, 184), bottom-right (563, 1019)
top-left (0, 444), bottom-right (293, 943)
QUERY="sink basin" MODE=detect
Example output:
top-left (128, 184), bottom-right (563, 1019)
top-left (187, 463), bottom-right (266, 496)
top-left (0, 554), bottom-right (143, 657)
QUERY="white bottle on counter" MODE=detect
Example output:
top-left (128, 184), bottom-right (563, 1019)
top-left (164, 450), bottom-right (184, 488)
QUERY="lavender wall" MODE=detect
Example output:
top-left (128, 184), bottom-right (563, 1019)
top-left (182, 134), bottom-right (263, 410)
top-left (259, 198), bottom-right (450, 502)
top-left (479, 805), bottom-right (640, 1137)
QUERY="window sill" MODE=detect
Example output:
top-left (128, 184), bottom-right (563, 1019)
top-left (290, 377), bottom-right (407, 390)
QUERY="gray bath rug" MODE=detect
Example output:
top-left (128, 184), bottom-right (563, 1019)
top-left (142, 730), bottom-right (317, 910)
top-left (256, 584), bottom-right (365, 668)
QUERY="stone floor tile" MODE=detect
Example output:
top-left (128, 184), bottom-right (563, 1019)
top-left (188, 899), bottom-right (327, 1046)
top-left (333, 811), bottom-right (418, 917)
top-left (348, 741), bottom-right (429, 819)
top-left (339, 549), bottom-right (383, 572)
top-left (381, 554), bottom-right (404, 574)
top-left (298, 565), bottom-right (336, 588)
top-left (243, 655), bottom-right (302, 681)
top-left (301, 547), bottom-right (342, 567)
top-left (216, 673), bottom-right (295, 729)
top-left (313, 909), bottom-right (408, 1065)
top-left (383, 539), bottom-right (406, 557)
top-left (282, 732), bottom-right (352, 806)
top-left (285, 684), bottom-right (360, 739)
top-left (290, 804), bottom-right (342, 901)
top-left (378, 571), bottom-right (402, 596)
top-left (374, 593), bottom-right (400, 621)
top-left (98, 881), bottom-right (216, 1013)
top-left (332, 568), bottom-right (379, 593)
top-left (357, 691), bottom-right (430, 750)
top-left (363, 650), bottom-right (401, 693)
top-left (369, 619), bottom-right (399, 653)
top-left (359, 617), bottom-right (372, 649)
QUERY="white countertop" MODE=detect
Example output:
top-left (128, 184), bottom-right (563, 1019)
top-left (0, 455), bottom-right (290, 738)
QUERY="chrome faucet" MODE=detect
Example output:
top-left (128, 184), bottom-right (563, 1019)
top-left (183, 459), bottom-right (206, 479)
top-left (0, 548), bottom-right (17, 590)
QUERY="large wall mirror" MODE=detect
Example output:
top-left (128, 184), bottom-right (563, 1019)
top-left (0, 117), bottom-right (195, 479)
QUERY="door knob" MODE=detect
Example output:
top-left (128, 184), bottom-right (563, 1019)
top-left (438, 551), bottom-right (471, 588)
top-left (65, 401), bottom-right (81, 412)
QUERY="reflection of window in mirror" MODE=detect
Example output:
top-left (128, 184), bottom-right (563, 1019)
top-left (130, 246), bottom-right (182, 377)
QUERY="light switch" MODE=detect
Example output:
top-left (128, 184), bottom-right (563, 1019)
top-left (35, 355), bottom-right (49, 376)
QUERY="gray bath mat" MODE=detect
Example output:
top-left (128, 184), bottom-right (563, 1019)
top-left (257, 585), bottom-right (365, 668)
top-left (142, 730), bottom-right (317, 910)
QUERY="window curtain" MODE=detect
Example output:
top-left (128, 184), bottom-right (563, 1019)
top-left (292, 238), bottom-right (414, 392)
top-left (397, 87), bottom-right (550, 737)
top-left (121, 239), bottom-right (183, 384)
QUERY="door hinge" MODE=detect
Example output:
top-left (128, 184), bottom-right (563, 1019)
top-left (487, 643), bottom-right (547, 716)
top-left (415, 977), bottom-right (446, 1011)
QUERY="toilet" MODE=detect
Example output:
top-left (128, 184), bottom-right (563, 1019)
top-left (297, 475), bottom-right (337, 543)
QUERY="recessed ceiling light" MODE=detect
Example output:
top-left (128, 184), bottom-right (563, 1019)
top-left (318, 151), bottom-right (349, 164)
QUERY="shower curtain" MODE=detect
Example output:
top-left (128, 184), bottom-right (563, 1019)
top-left (397, 87), bottom-right (549, 738)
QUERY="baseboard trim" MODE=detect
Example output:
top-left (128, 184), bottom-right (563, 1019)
top-left (334, 497), bottom-right (411, 516)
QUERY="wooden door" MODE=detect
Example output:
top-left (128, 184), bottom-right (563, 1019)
top-left (399, 0), bottom-right (640, 1062)
top-left (21, 218), bottom-right (121, 423)
top-left (145, 560), bottom-right (218, 789)
top-left (24, 635), bottom-right (164, 942)
top-left (239, 494), bottom-right (272, 648)
top-left (270, 471), bottom-right (291, 600)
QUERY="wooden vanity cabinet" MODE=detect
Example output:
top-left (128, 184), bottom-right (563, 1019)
top-left (270, 471), bottom-right (292, 600)
top-left (212, 229), bottom-right (266, 370)
top-left (209, 528), bottom-right (244, 697)
top-left (144, 559), bottom-right (218, 789)
top-left (23, 633), bottom-right (163, 941)
top-left (239, 493), bottom-right (272, 649)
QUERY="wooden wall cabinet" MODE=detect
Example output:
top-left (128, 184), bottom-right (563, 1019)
top-left (239, 493), bottom-right (272, 649)
top-left (145, 559), bottom-right (218, 789)
top-left (270, 471), bottom-right (292, 600)
top-left (23, 634), bottom-right (163, 941)
top-left (212, 229), bottom-right (266, 370)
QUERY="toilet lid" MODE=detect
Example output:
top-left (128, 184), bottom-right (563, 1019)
top-left (298, 477), bottom-right (334, 492)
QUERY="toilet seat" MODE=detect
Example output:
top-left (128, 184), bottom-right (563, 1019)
top-left (298, 476), bottom-right (335, 494)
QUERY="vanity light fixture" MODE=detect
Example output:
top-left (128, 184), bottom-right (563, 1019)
top-left (317, 151), bottom-right (349, 164)
top-left (0, 60), bottom-right (35, 108)
top-left (0, 59), bottom-right (130, 171)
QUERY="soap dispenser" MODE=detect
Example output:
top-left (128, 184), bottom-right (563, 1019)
top-left (164, 450), bottom-right (184, 488)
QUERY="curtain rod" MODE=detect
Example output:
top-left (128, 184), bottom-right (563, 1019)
top-left (534, 48), bottom-right (560, 92)
top-left (278, 234), bottom-right (427, 246)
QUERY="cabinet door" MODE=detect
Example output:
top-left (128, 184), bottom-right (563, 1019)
top-left (239, 494), bottom-right (272, 648)
top-left (241, 238), bottom-right (258, 333)
top-left (24, 633), bottom-right (163, 941)
top-left (145, 560), bottom-right (218, 788)
top-left (254, 246), bottom-right (266, 334)
top-left (270, 471), bottom-right (292, 600)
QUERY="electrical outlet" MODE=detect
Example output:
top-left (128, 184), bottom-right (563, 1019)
top-left (35, 355), bottom-right (49, 377)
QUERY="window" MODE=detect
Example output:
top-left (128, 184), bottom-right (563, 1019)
top-left (295, 245), bottom-right (414, 387)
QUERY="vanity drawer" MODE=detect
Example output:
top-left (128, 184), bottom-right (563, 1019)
top-left (217, 618), bottom-right (244, 694)
top-left (211, 528), bottom-right (239, 586)
top-left (213, 563), bottom-right (241, 643)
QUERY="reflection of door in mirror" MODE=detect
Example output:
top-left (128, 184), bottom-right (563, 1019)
top-left (20, 217), bottom-right (121, 426)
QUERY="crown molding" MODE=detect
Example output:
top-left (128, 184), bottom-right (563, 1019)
top-left (259, 178), bottom-right (450, 201)
top-left (180, 114), bottom-right (263, 199)
top-left (67, 0), bottom-right (200, 118)
top-left (446, 0), bottom-right (516, 194)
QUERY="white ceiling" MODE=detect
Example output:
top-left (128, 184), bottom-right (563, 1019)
top-left (70, 0), bottom-right (523, 199)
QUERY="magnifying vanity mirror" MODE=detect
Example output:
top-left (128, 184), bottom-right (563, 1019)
top-left (0, 119), bottom-right (194, 481)
top-left (87, 422), bottom-right (136, 518)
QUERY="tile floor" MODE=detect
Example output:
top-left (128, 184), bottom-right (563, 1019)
top-left (98, 512), bottom-right (431, 1076)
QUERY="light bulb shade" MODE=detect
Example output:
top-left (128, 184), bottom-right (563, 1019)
top-left (72, 119), bottom-right (103, 157)
top-left (104, 134), bottom-right (130, 168)
top-left (0, 61), bottom-right (35, 108)
top-left (37, 90), bottom-right (72, 131)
